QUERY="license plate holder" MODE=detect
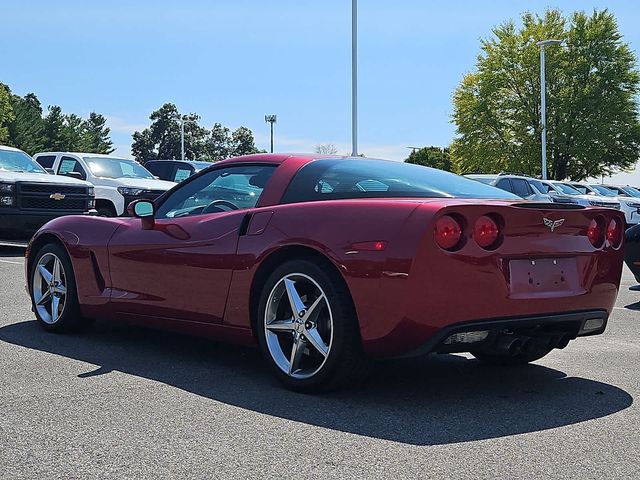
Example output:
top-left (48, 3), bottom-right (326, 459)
top-left (509, 257), bottom-right (583, 298)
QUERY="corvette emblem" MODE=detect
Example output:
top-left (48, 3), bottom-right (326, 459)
top-left (49, 193), bottom-right (66, 201)
top-left (543, 218), bottom-right (565, 232)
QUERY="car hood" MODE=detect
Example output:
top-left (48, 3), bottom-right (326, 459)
top-left (0, 170), bottom-right (92, 186)
top-left (98, 177), bottom-right (176, 190)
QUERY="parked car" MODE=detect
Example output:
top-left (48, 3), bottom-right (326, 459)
top-left (624, 223), bottom-right (640, 285)
top-left (34, 152), bottom-right (176, 217)
top-left (0, 145), bottom-right (95, 244)
top-left (541, 181), bottom-right (620, 209)
top-left (464, 174), bottom-right (553, 202)
top-left (568, 182), bottom-right (639, 226)
top-left (145, 160), bottom-right (212, 183)
top-left (26, 154), bottom-right (624, 392)
top-left (602, 184), bottom-right (640, 200)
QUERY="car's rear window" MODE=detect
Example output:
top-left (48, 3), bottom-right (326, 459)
top-left (281, 158), bottom-right (519, 203)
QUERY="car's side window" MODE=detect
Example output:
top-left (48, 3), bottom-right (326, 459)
top-left (58, 156), bottom-right (87, 180)
top-left (511, 179), bottom-right (531, 197)
top-left (35, 155), bottom-right (56, 169)
top-left (495, 178), bottom-right (513, 193)
top-left (155, 165), bottom-right (276, 219)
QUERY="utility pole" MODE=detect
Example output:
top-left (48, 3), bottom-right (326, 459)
top-left (537, 39), bottom-right (563, 179)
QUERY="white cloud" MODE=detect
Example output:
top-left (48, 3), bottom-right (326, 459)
top-left (105, 115), bottom-right (147, 134)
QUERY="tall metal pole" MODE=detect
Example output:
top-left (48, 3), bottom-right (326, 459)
top-left (351, 0), bottom-right (358, 157)
top-left (539, 45), bottom-right (547, 180)
top-left (270, 122), bottom-right (274, 153)
top-left (181, 119), bottom-right (185, 161)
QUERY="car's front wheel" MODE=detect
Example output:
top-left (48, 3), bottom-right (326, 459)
top-left (256, 259), bottom-right (366, 392)
top-left (30, 243), bottom-right (84, 332)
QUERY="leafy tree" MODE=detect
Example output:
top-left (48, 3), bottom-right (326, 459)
top-left (0, 83), bottom-right (15, 144)
top-left (451, 9), bottom-right (640, 180)
top-left (132, 103), bottom-right (207, 161)
top-left (205, 123), bottom-right (231, 161)
top-left (405, 146), bottom-right (453, 172)
top-left (230, 126), bottom-right (260, 157)
top-left (80, 112), bottom-right (114, 153)
top-left (315, 143), bottom-right (339, 155)
top-left (7, 92), bottom-right (44, 154)
top-left (61, 113), bottom-right (84, 151)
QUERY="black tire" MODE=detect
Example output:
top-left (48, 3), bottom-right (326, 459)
top-left (255, 259), bottom-right (368, 392)
top-left (97, 206), bottom-right (116, 217)
top-left (471, 347), bottom-right (553, 366)
top-left (29, 243), bottom-right (85, 333)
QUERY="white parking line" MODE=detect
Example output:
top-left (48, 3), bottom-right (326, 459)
top-left (0, 259), bottom-right (23, 265)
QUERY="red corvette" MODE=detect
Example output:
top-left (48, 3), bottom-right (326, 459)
top-left (25, 154), bottom-right (624, 391)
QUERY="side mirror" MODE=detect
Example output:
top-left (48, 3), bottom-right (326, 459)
top-left (127, 199), bottom-right (155, 230)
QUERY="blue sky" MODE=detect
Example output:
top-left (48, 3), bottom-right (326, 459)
top-left (2, 0), bottom-right (640, 181)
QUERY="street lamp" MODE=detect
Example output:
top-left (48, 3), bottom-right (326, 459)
top-left (351, 0), bottom-right (358, 157)
top-left (537, 39), bottom-right (563, 180)
top-left (177, 117), bottom-right (196, 161)
top-left (265, 115), bottom-right (277, 153)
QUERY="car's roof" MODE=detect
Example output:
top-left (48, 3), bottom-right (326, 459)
top-left (36, 151), bottom-right (131, 161)
top-left (214, 153), bottom-right (348, 167)
top-left (0, 145), bottom-right (27, 153)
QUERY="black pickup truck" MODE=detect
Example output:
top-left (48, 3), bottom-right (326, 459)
top-left (0, 146), bottom-right (95, 244)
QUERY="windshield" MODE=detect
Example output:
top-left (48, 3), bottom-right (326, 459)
top-left (0, 149), bottom-right (47, 173)
top-left (620, 186), bottom-right (640, 197)
top-left (282, 159), bottom-right (519, 203)
top-left (553, 183), bottom-right (583, 195)
top-left (465, 175), bottom-right (497, 185)
top-left (590, 185), bottom-right (617, 197)
top-left (192, 161), bottom-right (212, 171)
top-left (84, 156), bottom-right (154, 179)
top-left (528, 179), bottom-right (549, 194)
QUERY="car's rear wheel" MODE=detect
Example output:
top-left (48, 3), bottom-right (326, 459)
top-left (471, 347), bottom-right (553, 366)
top-left (30, 243), bottom-right (84, 333)
top-left (256, 259), bottom-right (367, 392)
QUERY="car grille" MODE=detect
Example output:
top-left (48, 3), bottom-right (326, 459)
top-left (17, 182), bottom-right (89, 212)
top-left (20, 183), bottom-right (86, 195)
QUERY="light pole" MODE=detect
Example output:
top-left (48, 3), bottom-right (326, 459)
top-left (537, 39), bottom-right (563, 180)
top-left (351, 0), bottom-right (358, 157)
top-left (177, 117), bottom-right (196, 161)
top-left (265, 115), bottom-right (277, 153)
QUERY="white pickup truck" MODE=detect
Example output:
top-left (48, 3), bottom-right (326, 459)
top-left (33, 152), bottom-right (176, 216)
top-left (0, 145), bottom-right (95, 244)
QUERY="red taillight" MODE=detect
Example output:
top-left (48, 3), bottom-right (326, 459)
top-left (587, 217), bottom-right (605, 248)
top-left (473, 215), bottom-right (500, 249)
top-left (434, 215), bottom-right (463, 250)
top-left (606, 217), bottom-right (623, 248)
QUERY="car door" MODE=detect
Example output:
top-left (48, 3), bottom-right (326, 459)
top-left (107, 164), bottom-right (276, 324)
top-left (57, 155), bottom-right (87, 180)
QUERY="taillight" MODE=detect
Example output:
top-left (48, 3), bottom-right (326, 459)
top-left (587, 216), bottom-right (605, 248)
top-left (606, 217), bottom-right (623, 248)
top-left (473, 215), bottom-right (500, 249)
top-left (434, 215), bottom-right (463, 251)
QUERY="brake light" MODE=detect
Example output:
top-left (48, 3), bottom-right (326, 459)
top-left (434, 215), bottom-right (463, 250)
top-left (473, 215), bottom-right (500, 249)
top-left (606, 217), bottom-right (623, 248)
top-left (587, 217), bottom-right (605, 248)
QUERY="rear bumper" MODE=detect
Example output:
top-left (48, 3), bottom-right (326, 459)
top-left (398, 310), bottom-right (608, 358)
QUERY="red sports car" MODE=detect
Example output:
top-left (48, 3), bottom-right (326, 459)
top-left (25, 154), bottom-right (625, 391)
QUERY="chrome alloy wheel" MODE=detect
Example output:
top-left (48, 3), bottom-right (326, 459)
top-left (32, 253), bottom-right (67, 324)
top-left (264, 273), bottom-right (333, 379)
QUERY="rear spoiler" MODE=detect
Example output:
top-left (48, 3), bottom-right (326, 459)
top-left (512, 202), bottom-right (585, 210)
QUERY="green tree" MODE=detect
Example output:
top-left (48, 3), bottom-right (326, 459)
top-left (204, 123), bottom-right (231, 160)
top-left (42, 106), bottom-right (66, 151)
top-left (61, 113), bottom-right (84, 151)
top-left (7, 92), bottom-right (44, 154)
top-left (452, 9), bottom-right (640, 180)
top-left (80, 112), bottom-right (114, 153)
top-left (132, 103), bottom-right (207, 161)
top-left (0, 83), bottom-right (15, 144)
top-left (230, 126), bottom-right (260, 157)
top-left (405, 146), bottom-right (453, 172)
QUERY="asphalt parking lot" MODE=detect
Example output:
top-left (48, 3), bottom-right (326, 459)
top-left (0, 247), bottom-right (638, 479)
